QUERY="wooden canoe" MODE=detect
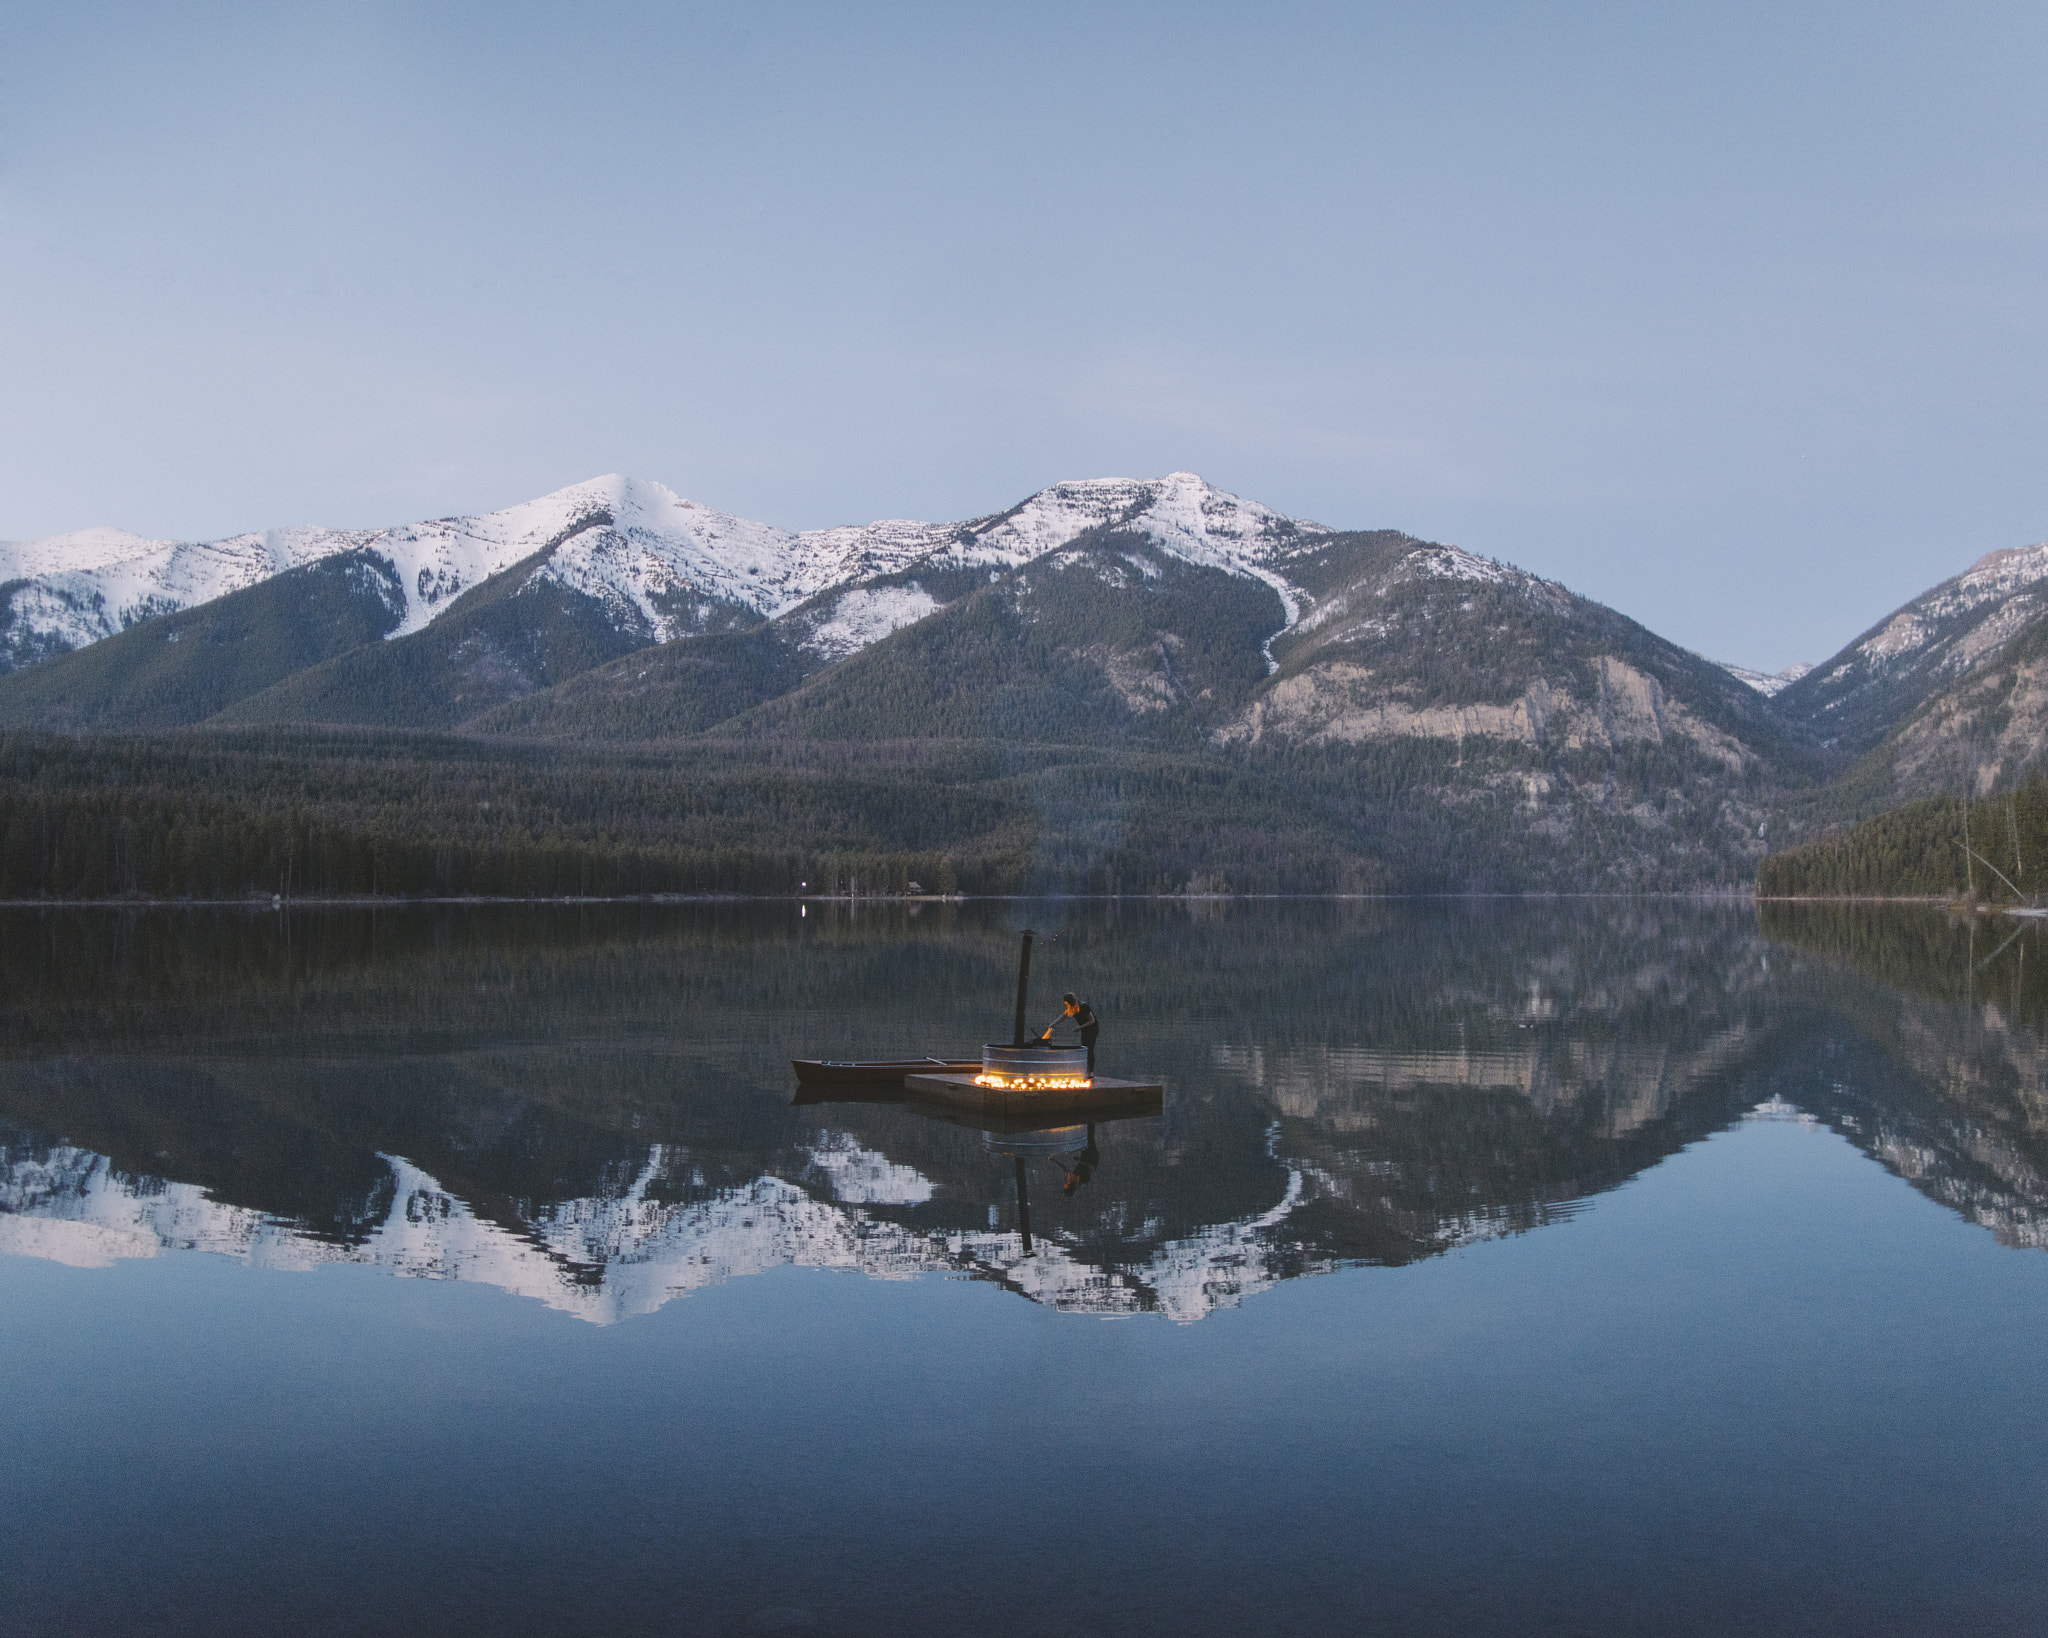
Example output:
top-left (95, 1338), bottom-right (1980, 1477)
top-left (791, 1057), bottom-right (981, 1086)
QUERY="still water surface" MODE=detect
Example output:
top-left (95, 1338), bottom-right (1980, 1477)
top-left (3, 899), bottom-right (2046, 1635)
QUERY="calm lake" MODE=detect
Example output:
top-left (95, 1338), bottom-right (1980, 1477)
top-left (4, 898), bottom-right (2046, 1636)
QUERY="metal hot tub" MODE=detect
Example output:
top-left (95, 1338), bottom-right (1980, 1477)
top-left (978, 1043), bottom-right (1091, 1087)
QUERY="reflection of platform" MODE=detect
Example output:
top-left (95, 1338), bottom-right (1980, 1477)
top-left (899, 1097), bottom-right (1162, 1138)
top-left (903, 1072), bottom-right (1164, 1118)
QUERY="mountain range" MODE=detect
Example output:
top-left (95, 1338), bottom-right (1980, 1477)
top-left (3, 470), bottom-right (2044, 890)
top-left (0, 472), bottom-right (1793, 736)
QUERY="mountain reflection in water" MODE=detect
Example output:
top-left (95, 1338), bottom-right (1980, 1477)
top-left (3, 898), bottom-right (2046, 1324)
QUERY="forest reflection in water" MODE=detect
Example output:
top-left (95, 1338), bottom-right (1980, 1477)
top-left (5, 895), bottom-right (2046, 1321)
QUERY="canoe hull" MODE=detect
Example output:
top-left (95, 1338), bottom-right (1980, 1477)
top-left (791, 1058), bottom-right (980, 1086)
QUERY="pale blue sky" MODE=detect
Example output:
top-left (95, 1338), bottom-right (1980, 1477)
top-left (4, 2), bottom-right (2044, 670)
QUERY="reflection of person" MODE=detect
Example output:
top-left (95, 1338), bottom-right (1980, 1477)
top-left (1038, 992), bottom-right (1100, 1072)
top-left (1058, 1124), bottom-right (1101, 1197)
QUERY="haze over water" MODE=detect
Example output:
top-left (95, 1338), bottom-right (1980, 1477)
top-left (4, 899), bottom-right (2046, 1635)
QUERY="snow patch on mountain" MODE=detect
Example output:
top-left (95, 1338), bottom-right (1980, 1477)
top-left (1411, 545), bottom-right (1509, 587)
top-left (512, 477), bottom-right (816, 639)
top-left (0, 477), bottom-right (809, 664)
top-left (1281, 544), bottom-right (1564, 663)
top-left (1934, 543), bottom-right (2048, 624)
top-left (0, 528), bottom-right (388, 660)
top-left (1823, 543), bottom-right (2048, 684)
top-left (1716, 660), bottom-right (1812, 697)
top-left (800, 585), bottom-right (941, 662)
top-left (948, 472), bottom-right (1318, 671)
top-left (1, 470), bottom-right (1339, 676)
top-left (0, 526), bottom-right (172, 578)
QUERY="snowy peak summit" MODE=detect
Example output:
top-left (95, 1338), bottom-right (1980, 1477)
top-left (0, 472), bottom-right (1341, 674)
top-left (955, 471), bottom-right (1323, 569)
top-left (0, 526), bottom-right (173, 579)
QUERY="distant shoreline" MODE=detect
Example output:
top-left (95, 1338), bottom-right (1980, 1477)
top-left (1754, 894), bottom-right (2008, 906)
top-left (0, 889), bottom-right (1766, 909)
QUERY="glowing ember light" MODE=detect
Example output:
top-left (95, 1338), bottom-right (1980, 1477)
top-left (972, 1073), bottom-right (1094, 1091)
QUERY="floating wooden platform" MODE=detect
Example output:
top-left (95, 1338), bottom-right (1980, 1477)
top-left (902, 1072), bottom-right (1164, 1118)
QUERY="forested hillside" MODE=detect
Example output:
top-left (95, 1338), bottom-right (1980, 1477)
top-left (469, 625), bottom-right (813, 740)
top-left (1754, 577), bottom-right (2048, 896)
top-left (728, 532), bottom-right (1284, 744)
top-left (1757, 778), bottom-right (2048, 900)
top-left (212, 544), bottom-right (684, 730)
top-left (0, 552), bottom-right (406, 731)
top-left (0, 725), bottom-right (1782, 902)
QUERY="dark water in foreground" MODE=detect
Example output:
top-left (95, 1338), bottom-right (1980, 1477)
top-left (4, 898), bottom-right (2046, 1636)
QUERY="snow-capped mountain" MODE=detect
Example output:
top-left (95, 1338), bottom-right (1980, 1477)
top-left (11, 474), bottom-right (2037, 778)
top-left (1840, 543), bottom-right (2048, 679)
top-left (0, 523), bottom-right (367, 671)
top-left (0, 472), bottom-right (1328, 676)
top-left (1774, 542), bottom-right (2048, 753)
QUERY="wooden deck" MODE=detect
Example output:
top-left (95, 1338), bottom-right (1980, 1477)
top-left (902, 1072), bottom-right (1164, 1118)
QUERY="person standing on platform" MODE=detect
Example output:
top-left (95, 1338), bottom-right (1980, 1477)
top-left (1039, 992), bottom-right (1100, 1074)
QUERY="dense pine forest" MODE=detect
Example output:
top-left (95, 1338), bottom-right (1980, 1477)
top-left (0, 725), bottom-right (1770, 901)
top-left (0, 729), bottom-right (1003, 900)
top-left (1756, 778), bottom-right (2048, 901)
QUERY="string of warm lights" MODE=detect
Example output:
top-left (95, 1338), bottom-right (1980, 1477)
top-left (973, 1073), bottom-right (1093, 1091)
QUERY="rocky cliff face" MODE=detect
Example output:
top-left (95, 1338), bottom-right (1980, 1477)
top-left (1755, 552), bottom-right (2048, 816)
top-left (1240, 532), bottom-right (1780, 757)
top-left (1883, 626), bottom-right (2048, 799)
top-left (1223, 652), bottom-right (1751, 771)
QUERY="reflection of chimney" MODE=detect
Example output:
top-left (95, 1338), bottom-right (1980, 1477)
top-left (1012, 930), bottom-right (1034, 1047)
